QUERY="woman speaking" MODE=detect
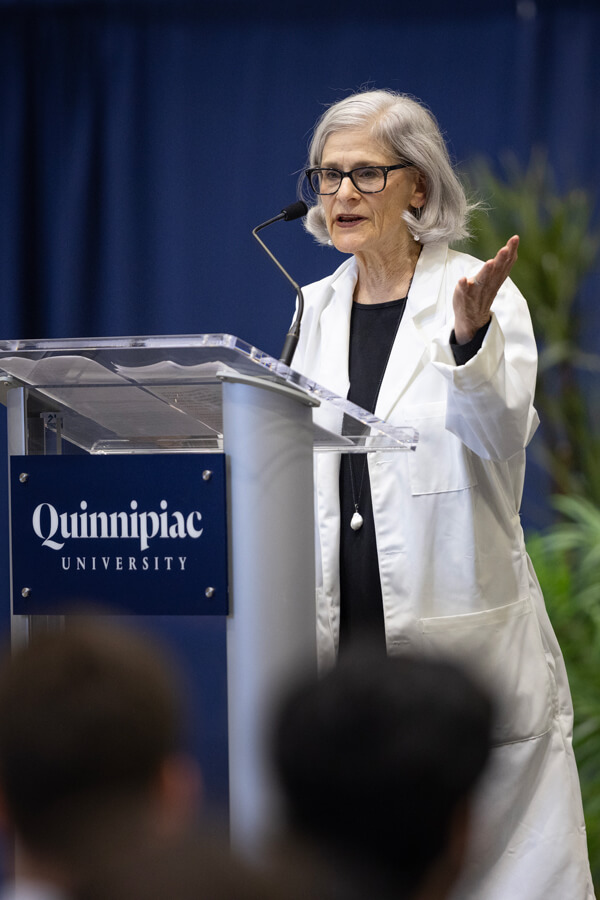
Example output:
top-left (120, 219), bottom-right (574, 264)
top-left (292, 89), bottom-right (593, 899)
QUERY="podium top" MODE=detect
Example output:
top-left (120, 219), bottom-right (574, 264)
top-left (0, 334), bottom-right (418, 454)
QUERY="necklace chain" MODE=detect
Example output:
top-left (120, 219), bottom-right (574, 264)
top-left (347, 296), bottom-right (407, 531)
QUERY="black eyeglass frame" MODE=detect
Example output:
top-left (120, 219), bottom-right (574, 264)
top-left (304, 163), bottom-right (411, 195)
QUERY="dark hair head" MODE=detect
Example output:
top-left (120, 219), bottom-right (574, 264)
top-left (273, 647), bottom-right (493, 892)
top-left (0, 620), bottom-right (182, 855)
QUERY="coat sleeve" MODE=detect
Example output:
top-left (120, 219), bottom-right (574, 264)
top-left (429, 275), bottom-right (540, 462)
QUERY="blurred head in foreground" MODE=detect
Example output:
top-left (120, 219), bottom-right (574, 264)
top-left (0, 619), bottom-right (200, 888)
top-left (272, 646), bottom-right (494, 900)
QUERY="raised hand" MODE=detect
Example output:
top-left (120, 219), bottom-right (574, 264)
top-left (452, 235), bottom-right (520, 345)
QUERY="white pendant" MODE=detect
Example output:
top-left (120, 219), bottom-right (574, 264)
top-left (350, 511), bottom-right (364, 531)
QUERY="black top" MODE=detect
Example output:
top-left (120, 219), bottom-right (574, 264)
top-left (338, 303), bottom-right (489, 653)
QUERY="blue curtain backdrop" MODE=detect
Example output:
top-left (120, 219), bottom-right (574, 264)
top-left (1, 0), bottom-right (599, 353)
top-left (0, 0), bottom-right (599, 839)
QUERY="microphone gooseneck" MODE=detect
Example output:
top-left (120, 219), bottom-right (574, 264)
top-left (252, 201), bottom-right (308, 367)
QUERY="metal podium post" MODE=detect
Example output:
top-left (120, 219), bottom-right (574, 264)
top-left (221, 374), bottom-right (318, 857)
top-left (6, 385), bottom-right (30, 650)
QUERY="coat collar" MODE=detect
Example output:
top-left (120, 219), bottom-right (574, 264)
top-left (317, 243), bottom-right (450, 417)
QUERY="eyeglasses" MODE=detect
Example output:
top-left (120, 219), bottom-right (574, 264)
top-left (305, 163), bottom-right (410, 195)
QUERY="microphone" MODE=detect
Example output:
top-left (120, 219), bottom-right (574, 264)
top-left (252, 201), bottom-right (308, 367)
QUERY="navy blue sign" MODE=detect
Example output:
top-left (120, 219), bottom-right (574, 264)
top-left (10, 454), bottom-right (228, 616)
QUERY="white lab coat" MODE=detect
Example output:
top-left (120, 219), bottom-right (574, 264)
top-left (292, 242), bottom-right (595, 899)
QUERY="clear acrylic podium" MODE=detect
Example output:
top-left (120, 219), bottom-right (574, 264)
top-left (0, 333), bottom-right (418, 853)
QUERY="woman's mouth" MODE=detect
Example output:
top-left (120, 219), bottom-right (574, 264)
top-left (335, 214), bottom-right (365, 228)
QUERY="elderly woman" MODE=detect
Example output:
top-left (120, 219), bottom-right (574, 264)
top-left (291, 90), bottom-right (593, 900)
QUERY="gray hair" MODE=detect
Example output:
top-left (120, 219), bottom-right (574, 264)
top-left (302, 90), bottom-right (474, 246)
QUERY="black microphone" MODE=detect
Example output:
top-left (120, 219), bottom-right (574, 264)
top-left (252, 201), bottom-right (308, 367)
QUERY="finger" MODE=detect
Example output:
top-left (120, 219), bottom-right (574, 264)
top-left (501, 237), bottom-right (519, 265)
top-left (480, 242), bottom-right (517, 283)
top-left (463, 237), bottom-right (519, 304)
top-left (494, 235), bottom-right (519, 260)
top-left (497, 235), bottom-right (519, 267)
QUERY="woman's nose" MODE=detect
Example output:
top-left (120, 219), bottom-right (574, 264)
top-left (337, 174), bottom-right (360, 199)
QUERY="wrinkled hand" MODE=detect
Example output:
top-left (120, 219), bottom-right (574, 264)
top-left (453, 235), bottom-right (519, 345)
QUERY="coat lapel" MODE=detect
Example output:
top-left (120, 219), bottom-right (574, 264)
top-left (317, 258), bottom-right (356, 399)
top-left (376, 242), bottom-right (450, 420)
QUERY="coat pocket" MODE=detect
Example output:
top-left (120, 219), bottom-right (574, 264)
top-left (403, 402), bottom-right (477, 495)
top-left (417, 597), bottom-right (554, 745)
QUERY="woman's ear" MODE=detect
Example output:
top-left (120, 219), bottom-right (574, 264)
top-left (411, 171), bottom-right (427, 209)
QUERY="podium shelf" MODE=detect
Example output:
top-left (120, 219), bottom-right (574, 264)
top-left (0, 333), bottom-right (418, 454)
